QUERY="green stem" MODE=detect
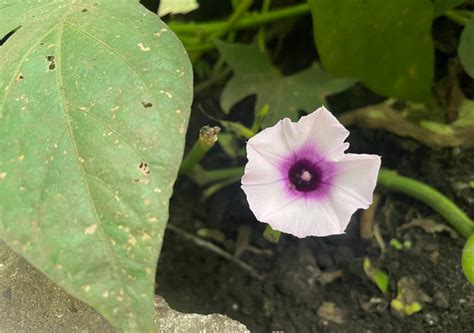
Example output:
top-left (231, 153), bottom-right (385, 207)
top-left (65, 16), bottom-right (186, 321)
top-left (193, 166), bottom-right (244, 185)
top-left (180, 126), bottom-right (221, 174)
top-left (196, 167), bottom-right (474, 238)
top-left (377, 169), bottom-right (474, 238)
top-left (210, 0), bottom-right (254, 39)
top-left (445, 9), bottom-right (470, 26)
top-left (194, 66), bottom-right (232, 94)
top-left (186, 0), bottom-right (254, 61)
top-left (257, 0), bottom-right (272, 53)
top-left (169, 3), bottom-right (310, 35)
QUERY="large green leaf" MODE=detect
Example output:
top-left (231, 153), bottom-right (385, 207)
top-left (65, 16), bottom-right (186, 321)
top-left (308, 0), bottom-right (434, 102)
top-left (217, 41), bottom-right (355, 127)
top-left (0, 1), bottom-right (192, 332)
top-left (459, 16), bottom-right (474, 78)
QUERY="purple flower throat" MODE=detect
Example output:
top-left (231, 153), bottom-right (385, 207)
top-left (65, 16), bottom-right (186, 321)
top-left (288, 159), bottom-right (322, 192)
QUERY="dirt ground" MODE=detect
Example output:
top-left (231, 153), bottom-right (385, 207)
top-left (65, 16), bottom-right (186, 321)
top-left (155, 98), bottom-right (474, 332)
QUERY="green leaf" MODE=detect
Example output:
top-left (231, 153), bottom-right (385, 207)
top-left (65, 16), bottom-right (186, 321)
top-left (216, 41), bottom-right (355, 127)
top-left (453, 99), bottom-right (474, 127)
top-left (462, 233), bottom-right (474, 285)
top-left (308, 0), bottom-right (434, 102)
top-left (433, 0), bottom-right (465, 17)
top-left (158, 0), bottom-right (199, 17)
top-left (363, 257), bottom-right (390, 294)
top-left (0, 1), bottom-right (192, 332)
top-left (459, 16), bottom-right (474, 78)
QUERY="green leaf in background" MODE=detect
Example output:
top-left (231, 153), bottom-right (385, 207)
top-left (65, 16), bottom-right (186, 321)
top-left (453, 99), bottom-right (474, 127)
top-left (433, 0), bottom-right (466, 17)
top-left (0, 1), bottom-right (192, 331)
top-left (462, 234), bottom-right (474, 285)
top-left (363, 257), bottom-right (390, 294)
top-left (216, 41), bottom-right (355, 127)
top-left (308, 0), bottom-right (434, 102)
top-left (158, 0), bottom-right (199, 17)
top-left (459, 16), bottom-right (474, 78)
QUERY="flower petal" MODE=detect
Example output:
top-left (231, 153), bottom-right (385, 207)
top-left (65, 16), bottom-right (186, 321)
top-left (262, 198), bottom-right (346, 238)
top-left (241, 144), bottom-right (285, 185)
top-left (245, 119), bottom-right (293, 166)
top-left (282, 106), bottom-right (350, 161)
top-left (241, 179), bottom-right (297, 221)
top-left (329, 153), bottom-right (381, 217)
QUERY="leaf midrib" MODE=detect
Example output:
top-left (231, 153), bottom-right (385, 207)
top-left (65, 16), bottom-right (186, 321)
top-left (54, 18), bottom-right (143, 330)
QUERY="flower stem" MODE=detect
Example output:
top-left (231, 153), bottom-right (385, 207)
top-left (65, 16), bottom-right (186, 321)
top-left (377, 169), bottom-right (474, 238)
top-left (195, 167), bottom-right (474, 238)
top-left (169, 3), bottom-right (310, 35)
top-left (180, 126), bottom-right (221, 174)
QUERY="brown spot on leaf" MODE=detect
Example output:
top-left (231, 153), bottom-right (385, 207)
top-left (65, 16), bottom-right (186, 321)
top-left (45, 56), bottom-right (56, 70)
top-left (138, 161), bottom-right (151, 175)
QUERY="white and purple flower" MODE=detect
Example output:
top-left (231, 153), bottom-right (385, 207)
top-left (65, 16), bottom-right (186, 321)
top-left (241, 106), bottom-right (381, 238)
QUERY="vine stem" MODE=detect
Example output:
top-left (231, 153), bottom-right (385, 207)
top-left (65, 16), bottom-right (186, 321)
top-left (445, 9), bottom-right (471, 26)
top-left (186, 0), bottom-right (254, 61)
top-left (192, 167), bottom-right (474, 238)
top-left (169, 3), bottom-right (310, 35)
top-left (377, 169), bottom-right (474, 238)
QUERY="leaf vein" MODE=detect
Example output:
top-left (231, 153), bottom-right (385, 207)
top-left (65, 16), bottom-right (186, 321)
top-left (55, 21), bottom-right (141, 329)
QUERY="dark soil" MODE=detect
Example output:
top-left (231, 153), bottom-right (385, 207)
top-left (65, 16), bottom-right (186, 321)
top-left (155, 97), bottom-right (474, 332)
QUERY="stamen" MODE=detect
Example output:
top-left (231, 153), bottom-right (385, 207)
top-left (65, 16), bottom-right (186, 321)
top-left (301, 170), bottom-right (312, 182)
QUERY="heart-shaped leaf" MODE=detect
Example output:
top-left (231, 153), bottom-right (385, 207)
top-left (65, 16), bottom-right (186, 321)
top-left (308, 0), bottom-right (434, 102)
top-left (217, 41), bottom-right (355, 127)
top-left (0, 1), bottom-right (192, 331)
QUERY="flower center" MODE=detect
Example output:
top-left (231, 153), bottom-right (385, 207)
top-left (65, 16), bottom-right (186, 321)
top-left (288, 159), bottom-right (322, 192)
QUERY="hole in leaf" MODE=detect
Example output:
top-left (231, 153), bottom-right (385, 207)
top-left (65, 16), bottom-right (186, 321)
top-left (45, 55), bottom-right (56, 70)
top-left (141, 101), bottom-right (153, 108)
top-left (134, 178), bottom-right (150, 185)
top-left (15, 72), bottom-right (24, 82)
top-left (0, 26), bottom-right (21, 46)
top-left (138, 162), bottom-right (151, 175)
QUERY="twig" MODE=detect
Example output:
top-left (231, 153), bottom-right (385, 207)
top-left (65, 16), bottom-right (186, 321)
top-left (166, 224), bottom-right (262, 280)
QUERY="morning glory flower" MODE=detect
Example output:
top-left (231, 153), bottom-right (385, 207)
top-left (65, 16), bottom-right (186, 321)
top-left (241, 106), bottom-right (381, 238)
